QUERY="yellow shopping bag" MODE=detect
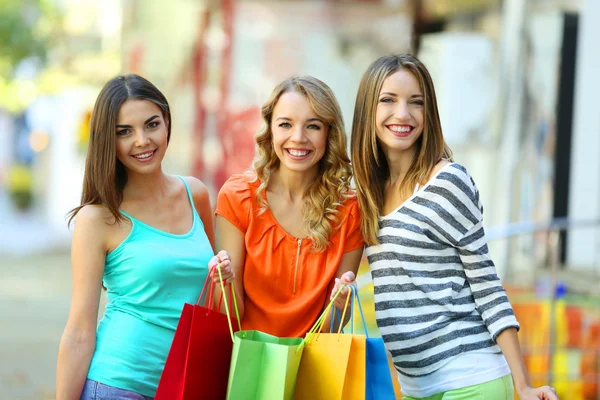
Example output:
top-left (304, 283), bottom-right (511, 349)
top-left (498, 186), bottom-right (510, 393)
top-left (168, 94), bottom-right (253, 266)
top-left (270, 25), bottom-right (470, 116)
top-left (294, 287), bottom-right (366, 400)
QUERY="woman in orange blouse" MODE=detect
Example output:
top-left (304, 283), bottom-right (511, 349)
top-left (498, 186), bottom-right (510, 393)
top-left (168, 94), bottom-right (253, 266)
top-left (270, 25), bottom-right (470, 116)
top-left (215, 76), bottom-right (364, 338)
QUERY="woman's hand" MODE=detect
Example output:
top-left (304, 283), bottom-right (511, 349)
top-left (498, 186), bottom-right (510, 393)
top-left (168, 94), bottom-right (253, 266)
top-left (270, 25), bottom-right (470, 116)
top-left (209, 250), bottom-right (234, 284)
top-left (517, 385), bottom-right (558, 400)
top-left (330, 271), bottom-right (356, 310)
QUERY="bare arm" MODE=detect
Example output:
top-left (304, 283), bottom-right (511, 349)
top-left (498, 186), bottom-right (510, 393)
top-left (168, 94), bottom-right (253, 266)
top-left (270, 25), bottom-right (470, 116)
top-left (496, 328), bottom-right (558, 399)
top-left (56, 206), bottom-right (107, 399)
top-left (322, 247), bottom-right (364, 333)
top-left (187, 177), bottom-right (216, 252)
top-left (213, 215), bottom-right (246, 319)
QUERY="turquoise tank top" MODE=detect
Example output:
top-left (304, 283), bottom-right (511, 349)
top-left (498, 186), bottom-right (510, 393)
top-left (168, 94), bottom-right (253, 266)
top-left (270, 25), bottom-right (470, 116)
top-left (87, 176), bottom-right (213, 396)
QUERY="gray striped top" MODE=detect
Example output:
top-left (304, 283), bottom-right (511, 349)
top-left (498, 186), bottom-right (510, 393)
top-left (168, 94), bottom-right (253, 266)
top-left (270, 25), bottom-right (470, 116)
top-left (365, 163), bottom-right (520, 378)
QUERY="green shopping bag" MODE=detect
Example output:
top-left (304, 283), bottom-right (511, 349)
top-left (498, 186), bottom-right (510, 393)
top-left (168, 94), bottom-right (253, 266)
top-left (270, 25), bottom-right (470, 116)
top-left (224, 285), bottom-right (348, 400)
top-left (225, 330), bottom-right (304, 400)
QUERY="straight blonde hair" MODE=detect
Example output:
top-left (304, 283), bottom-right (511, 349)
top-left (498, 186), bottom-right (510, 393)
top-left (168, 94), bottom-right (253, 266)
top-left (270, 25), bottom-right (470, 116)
top-left (351, 54), bottom-right (452, 245)
top-left (251, 76), bottom-right (352, 251)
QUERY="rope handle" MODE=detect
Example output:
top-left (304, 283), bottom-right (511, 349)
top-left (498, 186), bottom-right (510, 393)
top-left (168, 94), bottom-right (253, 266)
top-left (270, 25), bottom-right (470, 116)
top-left (350, 285), bottom-right (369, 338)
top-left (312, 288), bottom-right (351, 343)
top-left (217, 264), bottom-right (242, 342)
top-left (299, 284), bottom-right (348, 351)
top-left (329, 284), bottom-right (354, 334)
top-left (196, 264), bottom-right (217, 306)
top-left (196, 264), bottom-right (230, 312)
top-left (329, 285), bottom-right (369, 338)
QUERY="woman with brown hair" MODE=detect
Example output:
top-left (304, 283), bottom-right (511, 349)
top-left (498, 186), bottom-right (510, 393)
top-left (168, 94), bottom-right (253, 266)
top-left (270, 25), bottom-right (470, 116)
top-left (348, 54), bottom-right (558, 400)
top-left (214, 76), bottom-right (364, 338)
top-left (56, 74), bottom-right (232, 399)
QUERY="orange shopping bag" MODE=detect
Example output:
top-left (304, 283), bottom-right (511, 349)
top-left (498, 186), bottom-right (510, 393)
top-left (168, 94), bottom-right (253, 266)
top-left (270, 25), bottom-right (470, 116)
top-left (294, 286), bottom-right (366, 400)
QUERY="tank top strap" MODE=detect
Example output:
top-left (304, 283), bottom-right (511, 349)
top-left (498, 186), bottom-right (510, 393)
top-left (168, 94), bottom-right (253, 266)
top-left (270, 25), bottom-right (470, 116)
top-left (177, 176), bottom-right (199, 218)
top-left (119, 209), bottom-right (135, 221)
top-left (116, 176), bottom-right (200, 232)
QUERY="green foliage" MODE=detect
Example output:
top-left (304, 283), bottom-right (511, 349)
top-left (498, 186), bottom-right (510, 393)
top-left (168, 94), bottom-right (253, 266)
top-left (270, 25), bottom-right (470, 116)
top-left (0, 0), bottom-right (60, 78)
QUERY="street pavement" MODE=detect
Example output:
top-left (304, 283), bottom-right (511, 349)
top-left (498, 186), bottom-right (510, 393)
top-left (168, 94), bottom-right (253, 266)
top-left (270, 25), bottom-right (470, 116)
top-left (0, 192), bottom-right (70, 257)
top-left (0, 251), bottom-right (107, 399)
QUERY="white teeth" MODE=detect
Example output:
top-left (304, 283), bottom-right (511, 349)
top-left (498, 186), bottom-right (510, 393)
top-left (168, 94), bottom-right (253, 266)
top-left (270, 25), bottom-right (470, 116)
top-left (287, 149), bottom-right (309, 157)
top-left (390, 126), bottom-right (412, 133)
top-left (134, 151), bottom-right (153, 159)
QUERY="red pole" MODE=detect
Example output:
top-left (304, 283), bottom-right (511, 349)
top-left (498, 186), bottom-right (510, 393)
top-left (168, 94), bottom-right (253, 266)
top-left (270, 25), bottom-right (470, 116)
top-left (213, 0), bottom-right (235, 188)
top-left (191, 8), bottom-right (211, 179)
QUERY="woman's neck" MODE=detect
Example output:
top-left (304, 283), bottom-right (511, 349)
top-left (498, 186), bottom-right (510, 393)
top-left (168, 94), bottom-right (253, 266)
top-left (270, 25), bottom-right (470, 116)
top-left (122, 168), bottom-right (168, 202)
top-left (269, 167), bottom-right (317, 202)
top-left (385, 147), bottom-right (417, 187)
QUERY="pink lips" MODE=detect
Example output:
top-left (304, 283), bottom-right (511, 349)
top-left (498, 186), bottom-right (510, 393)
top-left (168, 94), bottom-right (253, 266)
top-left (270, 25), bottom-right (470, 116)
top-left (386, 124), bottom-right (413, 138)
top-left (285, 148), bottom-right (312, 160)
top-left (131, 149), bottom-right (157, 163)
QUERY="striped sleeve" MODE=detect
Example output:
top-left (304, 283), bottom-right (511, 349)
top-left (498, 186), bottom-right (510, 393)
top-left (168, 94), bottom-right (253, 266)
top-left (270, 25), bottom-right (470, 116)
top-left (448, 166), bottom-right (520, 340)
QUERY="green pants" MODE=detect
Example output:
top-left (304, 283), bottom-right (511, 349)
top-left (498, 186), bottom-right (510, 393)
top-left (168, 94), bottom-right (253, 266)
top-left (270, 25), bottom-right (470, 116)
top-left (402, 374), bottom-right (514, 400)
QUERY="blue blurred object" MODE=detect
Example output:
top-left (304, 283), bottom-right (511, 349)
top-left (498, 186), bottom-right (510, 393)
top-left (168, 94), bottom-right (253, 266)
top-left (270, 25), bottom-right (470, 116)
top-left (555, 281), bottom-right (568, 299)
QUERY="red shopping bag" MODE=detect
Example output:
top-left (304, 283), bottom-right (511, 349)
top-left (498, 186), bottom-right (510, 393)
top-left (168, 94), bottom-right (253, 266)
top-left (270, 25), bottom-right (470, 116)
top-left (155, 266), bottom-right (240, 400)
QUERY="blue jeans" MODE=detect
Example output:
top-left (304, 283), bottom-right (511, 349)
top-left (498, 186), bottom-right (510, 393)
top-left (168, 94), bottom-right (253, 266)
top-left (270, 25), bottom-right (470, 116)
top-left (80, 379), bottom-right (154, 400)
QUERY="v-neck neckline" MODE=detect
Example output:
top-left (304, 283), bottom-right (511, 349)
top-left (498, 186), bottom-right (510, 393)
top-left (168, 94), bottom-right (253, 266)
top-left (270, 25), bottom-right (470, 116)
top-left (380, 162), bottom-right (456, 219)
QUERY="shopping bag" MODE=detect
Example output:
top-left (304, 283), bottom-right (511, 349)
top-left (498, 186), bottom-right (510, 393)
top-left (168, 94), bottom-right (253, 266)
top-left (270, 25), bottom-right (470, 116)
top-left (225, 285), bottom-right (350, 400)
top-left (294, 286), bottom-right (366, 400)
top-left (350, 286), bottom-right (396, 400)
top-left (156, 265), bottom-right (241, 400)
top-left (225, 330), bottom-right (304, 400)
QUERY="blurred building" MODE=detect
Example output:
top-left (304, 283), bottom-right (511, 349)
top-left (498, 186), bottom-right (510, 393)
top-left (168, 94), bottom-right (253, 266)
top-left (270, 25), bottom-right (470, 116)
top-left (1, 0), bottom-right (598, 397)
top-left (0, 0), bottom-right (124, 254)
top-left (116, 0), bottom-right (598, 274)
top-left (117, 3), bottom-right (599, 396)
top-left (119, 0), bottom-right (414, 195)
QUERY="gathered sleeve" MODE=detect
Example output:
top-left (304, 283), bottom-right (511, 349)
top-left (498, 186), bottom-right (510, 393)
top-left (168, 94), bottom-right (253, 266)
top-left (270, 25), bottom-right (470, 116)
top-left (215, 174), bottom-right (253, 233)
top-left (341, 197), bottom-right (365, 254)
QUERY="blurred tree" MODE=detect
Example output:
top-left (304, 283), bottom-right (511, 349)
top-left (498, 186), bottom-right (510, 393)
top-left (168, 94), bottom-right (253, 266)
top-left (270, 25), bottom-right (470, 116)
top-left (0, 0), bottom-right (60, 79)
top-left (0, 0), bottom-right (62, 112)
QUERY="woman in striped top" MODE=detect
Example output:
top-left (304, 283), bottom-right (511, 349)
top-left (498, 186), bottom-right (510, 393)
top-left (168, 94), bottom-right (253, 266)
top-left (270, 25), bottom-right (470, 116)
top-left (347, 54), bottom-right (558, 399)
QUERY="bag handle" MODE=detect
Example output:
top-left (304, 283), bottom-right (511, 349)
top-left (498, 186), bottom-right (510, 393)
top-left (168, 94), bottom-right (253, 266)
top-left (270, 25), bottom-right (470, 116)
top-left (329, 286), bottom-right (354, 334)
top-left (312, 288), bottom-right (351, 343)
top-left (196, 264), bottom-right (228, 312)
top-left (329, 285), bottom-right (369, 338)
top-left (196, 264), bottom-right (216, 306)
top-left (350, 285), bottom-right (369, 338)
top-left (216, 264), bottom-right (242, 342)
top-left (299, 284), bottom-right (349, 351)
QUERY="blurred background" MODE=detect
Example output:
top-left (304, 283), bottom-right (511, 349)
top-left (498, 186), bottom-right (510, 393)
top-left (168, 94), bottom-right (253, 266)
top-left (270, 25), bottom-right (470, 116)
top-left (1, 0), bottom-right (599, 398)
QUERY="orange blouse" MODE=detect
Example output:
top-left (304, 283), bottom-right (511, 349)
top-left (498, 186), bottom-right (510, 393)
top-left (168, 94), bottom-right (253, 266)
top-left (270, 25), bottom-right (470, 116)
top-left (215, 174), bottom-right (364, 338)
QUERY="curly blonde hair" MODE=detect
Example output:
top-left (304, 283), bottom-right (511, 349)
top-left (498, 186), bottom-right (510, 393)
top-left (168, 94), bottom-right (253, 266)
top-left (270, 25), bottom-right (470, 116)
top-left (250, 76), bottom-right (352, 252)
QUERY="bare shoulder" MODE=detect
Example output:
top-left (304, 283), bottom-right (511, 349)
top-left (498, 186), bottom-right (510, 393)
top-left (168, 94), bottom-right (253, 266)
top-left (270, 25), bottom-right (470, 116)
top-left (182, 176), bottom-right (209, 201)
top-left (71, 204), bottom-right (121, 253)
top-left (181, 176), bottom-right (212, 218)
top-left (74, 204), bottom-right (116, 230)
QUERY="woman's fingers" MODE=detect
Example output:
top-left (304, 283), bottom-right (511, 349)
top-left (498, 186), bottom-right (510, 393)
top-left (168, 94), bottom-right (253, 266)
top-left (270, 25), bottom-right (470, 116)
top-left (340, 271), bottom-right (356, 284)
top-left (212, 261), bottom-right (235, 284)
top-left (216, 250), bottom-right (230, 262)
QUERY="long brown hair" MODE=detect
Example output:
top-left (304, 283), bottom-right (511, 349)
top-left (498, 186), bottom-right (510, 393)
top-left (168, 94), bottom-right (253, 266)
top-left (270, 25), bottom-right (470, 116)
top-left (68, 74), bottom-right (171, 225)
top-left (351, 54), bottom-right (452, 245)
top-left (251, 76), bottom-right (352, 251)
